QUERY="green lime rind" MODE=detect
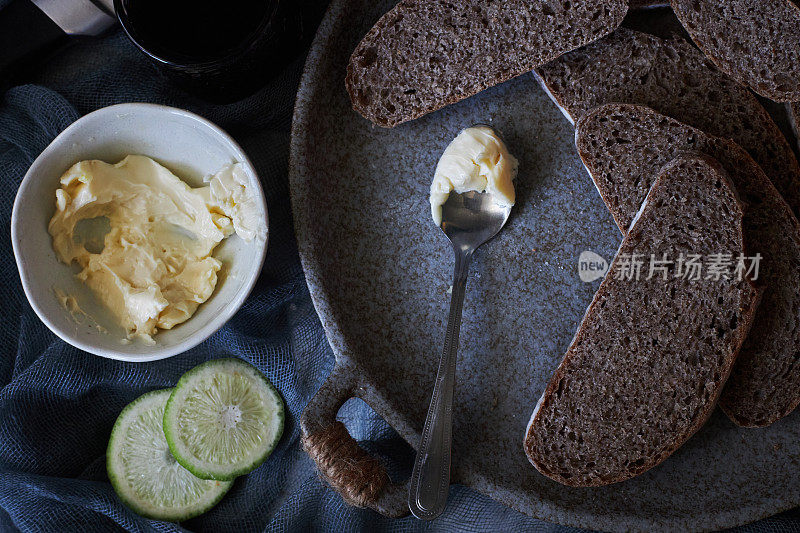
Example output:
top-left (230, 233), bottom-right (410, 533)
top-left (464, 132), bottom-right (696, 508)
top-left (163, 358), bottom-right (285, 481)
top-left (107, 389), bottom-right (232, 522)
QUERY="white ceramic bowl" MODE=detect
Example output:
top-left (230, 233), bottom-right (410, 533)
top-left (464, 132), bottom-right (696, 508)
top-left (11, 103), bottom-right (269, 362)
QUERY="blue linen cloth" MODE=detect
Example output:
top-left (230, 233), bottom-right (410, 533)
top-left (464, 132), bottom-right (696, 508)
top-left (0, 13), bottom-right (798, 533)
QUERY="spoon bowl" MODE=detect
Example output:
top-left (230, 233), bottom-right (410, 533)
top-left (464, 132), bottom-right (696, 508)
top-left (441, 190), bottom-right (512, 251)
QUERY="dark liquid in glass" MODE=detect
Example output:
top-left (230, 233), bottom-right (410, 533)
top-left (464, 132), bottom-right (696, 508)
top-left (122, 0), bottom-right (275, 63)
top-left (117, 0), bottom-right (325, 102)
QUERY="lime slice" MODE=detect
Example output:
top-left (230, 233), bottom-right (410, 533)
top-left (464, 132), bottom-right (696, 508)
top-left (163, 358), bottom-right (285, 481)
top-left (106, 389), bottom-right (232, 521)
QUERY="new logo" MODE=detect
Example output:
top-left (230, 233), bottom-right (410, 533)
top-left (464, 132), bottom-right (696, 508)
top-left (578, 250), bottom-right (608, 282)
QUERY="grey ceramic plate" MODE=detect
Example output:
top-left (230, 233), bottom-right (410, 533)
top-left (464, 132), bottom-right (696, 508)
top-left (289, 1), bottom-right (800, 531)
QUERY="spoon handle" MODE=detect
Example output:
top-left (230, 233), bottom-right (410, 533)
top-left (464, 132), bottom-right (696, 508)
top-left (408, 246), bottom-right (472, 520)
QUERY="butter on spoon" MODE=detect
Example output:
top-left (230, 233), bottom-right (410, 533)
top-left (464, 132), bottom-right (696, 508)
top-left (429, 125), bottom-right (518, 226)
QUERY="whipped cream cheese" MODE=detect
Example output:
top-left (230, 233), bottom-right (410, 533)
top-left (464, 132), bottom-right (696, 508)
top-left (429, 126), bottom-right (518, 226)
top-left (48, 155), bottom-right (265, 344)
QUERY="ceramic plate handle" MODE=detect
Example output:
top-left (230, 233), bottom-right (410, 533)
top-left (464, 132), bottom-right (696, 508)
top-left (300, 363), bottom-right (409, 517)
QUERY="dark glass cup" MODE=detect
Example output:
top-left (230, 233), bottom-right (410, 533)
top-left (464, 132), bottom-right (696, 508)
top-left (114, 0), bottom-right (310, 103)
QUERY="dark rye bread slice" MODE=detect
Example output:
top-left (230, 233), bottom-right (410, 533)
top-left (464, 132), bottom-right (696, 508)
top-left (346, 0), bottom-right (627, 128)
top-left (576, 103), bottom-right (800, 427)
top-left (534, 28), bottom-right (800, 220)
top-left (671, 0), bottom-right (800, 102)
top-left (524, 155), bottom-right (760, 486)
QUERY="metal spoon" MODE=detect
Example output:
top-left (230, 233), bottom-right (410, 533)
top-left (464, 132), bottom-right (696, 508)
top-left (408, 160), bottom-right (513, 520)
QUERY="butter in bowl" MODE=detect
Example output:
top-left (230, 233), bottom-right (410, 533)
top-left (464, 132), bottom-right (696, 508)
top-left (12, 103), bottom-right (268, 361)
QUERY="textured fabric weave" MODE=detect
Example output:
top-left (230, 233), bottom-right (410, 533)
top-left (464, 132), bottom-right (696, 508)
top-left (0, 5), bottom-right (797, 533)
